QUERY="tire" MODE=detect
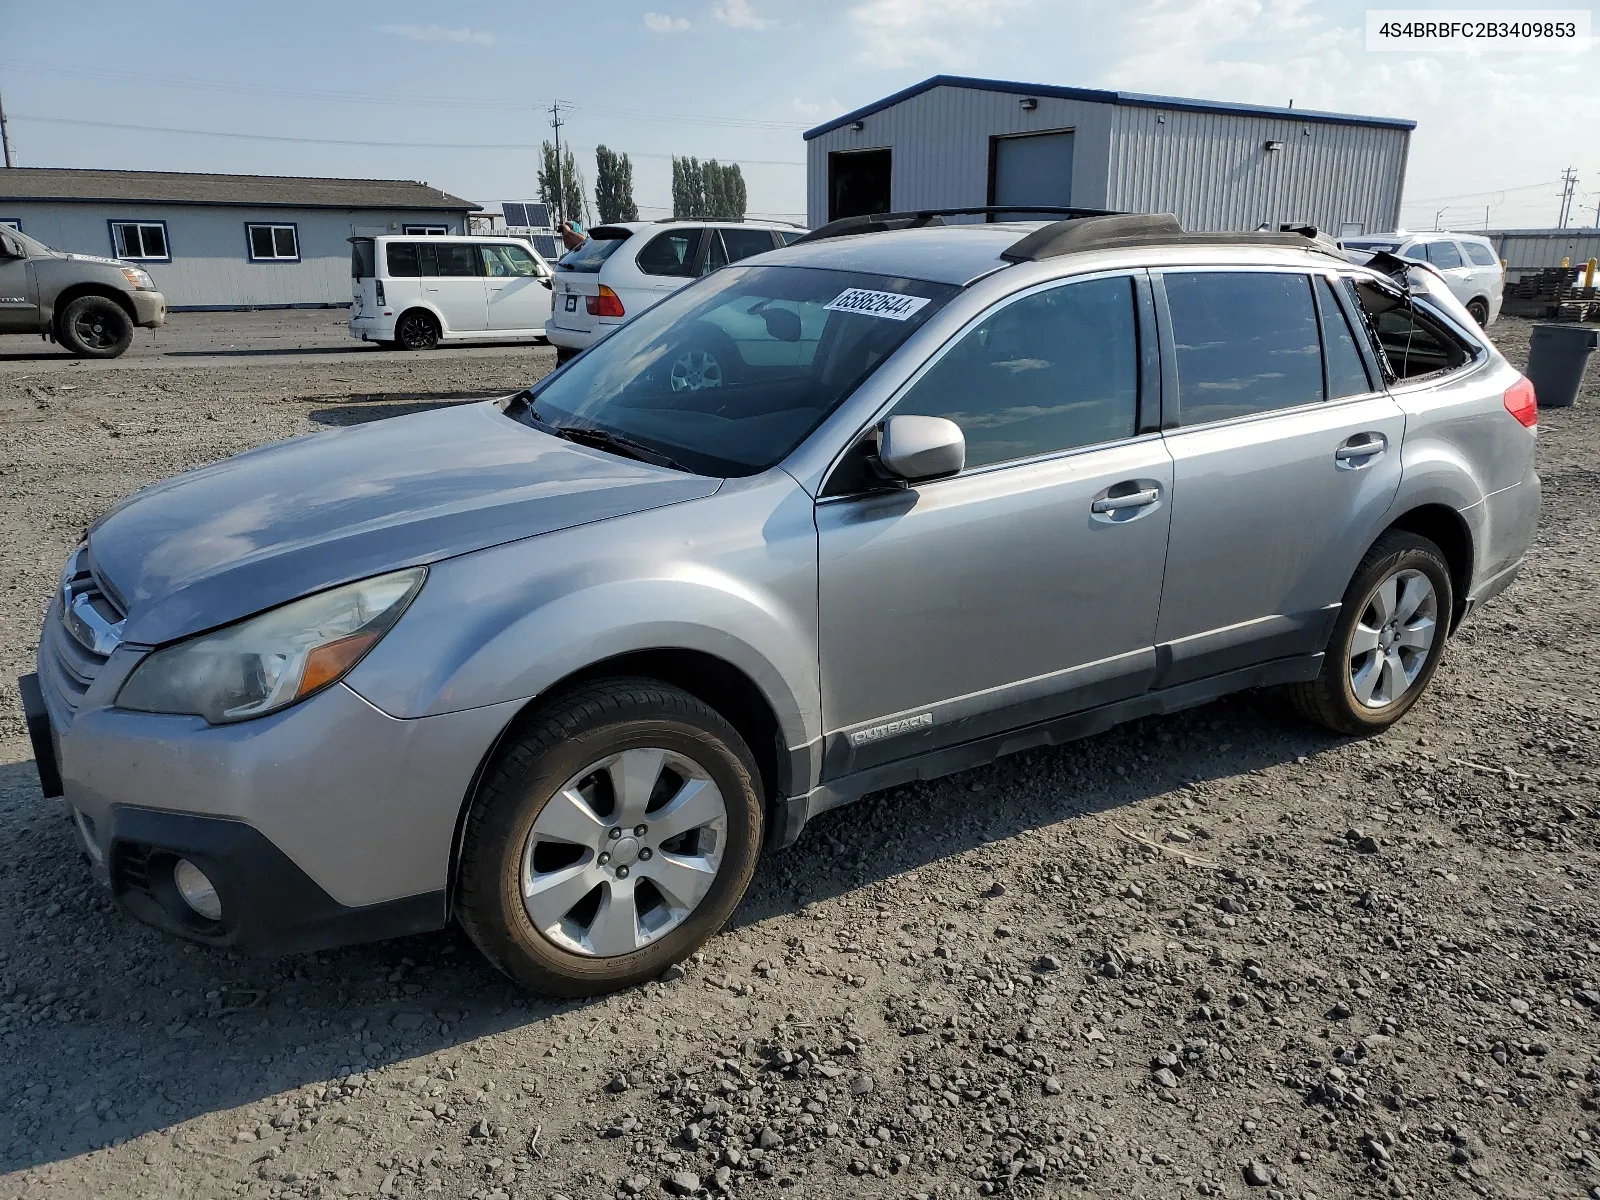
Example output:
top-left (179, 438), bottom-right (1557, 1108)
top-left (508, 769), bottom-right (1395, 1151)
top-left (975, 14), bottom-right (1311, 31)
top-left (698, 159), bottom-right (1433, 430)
top-left (394, 310), bottom-right (440, 351)
top-left (1289, 530), bottom-right (1454, 735)
top-left (1466, 298), bottom-right (1490, 326)
top-left (456, 678), bottom-right (764, 997)
top-left (555, 346), bottom-right (579, 366)
top-left (56, 295), bottom-right (134, 359)
top-left (666, 324), bottom-right (740, 393)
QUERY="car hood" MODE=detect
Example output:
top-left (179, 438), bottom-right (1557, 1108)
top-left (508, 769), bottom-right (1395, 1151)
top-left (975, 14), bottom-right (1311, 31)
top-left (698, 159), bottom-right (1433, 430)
top-left (90, 400), bottom-right (721, 645)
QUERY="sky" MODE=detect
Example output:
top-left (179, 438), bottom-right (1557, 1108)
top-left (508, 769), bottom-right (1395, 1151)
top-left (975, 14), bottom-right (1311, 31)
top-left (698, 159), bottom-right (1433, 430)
top-left (1, 0), bottom-right (1595, 231)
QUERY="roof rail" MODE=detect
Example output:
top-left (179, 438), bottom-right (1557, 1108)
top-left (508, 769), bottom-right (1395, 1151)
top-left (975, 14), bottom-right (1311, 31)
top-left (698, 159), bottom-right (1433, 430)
top-left (1002, 213), bottom-right (1349, 262)
top-left (790, 205), bottom-right (1121, 246)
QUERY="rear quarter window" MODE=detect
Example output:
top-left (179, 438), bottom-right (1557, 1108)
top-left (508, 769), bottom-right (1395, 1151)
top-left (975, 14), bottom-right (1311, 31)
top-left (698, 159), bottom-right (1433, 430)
top-left (1464, 243), bottom-right (1500, 267)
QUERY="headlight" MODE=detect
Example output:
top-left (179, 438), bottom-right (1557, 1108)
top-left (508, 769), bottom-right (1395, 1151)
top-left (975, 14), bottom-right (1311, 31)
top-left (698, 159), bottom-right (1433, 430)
top-left (119, 267), bottom-right (156, 291)
top-left (117, 568), bottom-right (425, 724)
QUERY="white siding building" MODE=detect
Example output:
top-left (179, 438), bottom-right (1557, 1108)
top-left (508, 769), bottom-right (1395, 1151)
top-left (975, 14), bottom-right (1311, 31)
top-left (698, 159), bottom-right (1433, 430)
top-left (804, 76), bottom-right (1414, 237)
top-left (0, 169), bottom-right (478, 309)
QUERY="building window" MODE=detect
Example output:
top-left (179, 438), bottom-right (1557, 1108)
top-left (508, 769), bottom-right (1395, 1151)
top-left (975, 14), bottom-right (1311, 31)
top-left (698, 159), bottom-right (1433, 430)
top-left (247, 223), bottom-right (300, 262)
top-left (109, 221), bottom-right (171, 261)
top-left (0, 218), bottom-right (21, 232)
top-left (402, 224), bottom-right (449, 235)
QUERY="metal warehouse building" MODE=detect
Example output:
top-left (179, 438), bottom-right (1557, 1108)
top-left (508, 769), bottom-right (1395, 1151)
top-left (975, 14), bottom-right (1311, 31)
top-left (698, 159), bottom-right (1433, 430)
top-left (0, 169), bottom-right (478, 309)
top-left (805, 75), bottom-right (1414, 237)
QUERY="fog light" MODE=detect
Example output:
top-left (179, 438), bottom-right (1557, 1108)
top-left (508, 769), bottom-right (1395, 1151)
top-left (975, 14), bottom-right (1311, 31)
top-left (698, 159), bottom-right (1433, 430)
top-left (173, 858), bottom-right (222, 921)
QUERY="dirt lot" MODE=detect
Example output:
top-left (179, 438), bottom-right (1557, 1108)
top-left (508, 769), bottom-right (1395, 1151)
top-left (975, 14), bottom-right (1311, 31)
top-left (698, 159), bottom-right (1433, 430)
top-left (2, 312), bottom-right (1599, 1200)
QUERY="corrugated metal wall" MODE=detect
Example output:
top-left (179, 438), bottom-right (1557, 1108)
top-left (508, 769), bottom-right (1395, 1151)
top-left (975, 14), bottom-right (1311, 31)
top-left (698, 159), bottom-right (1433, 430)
top-left (806, 87), bottom-right (1117, 227)
top-left (1107, 106), bottom-right (1408, 234)
top-left (805, 84), bottom-right (1409, 236)
top-left (1487, 228), bottom-right (1600, 278)
top-left (0, 203), bottom-right (467, 308)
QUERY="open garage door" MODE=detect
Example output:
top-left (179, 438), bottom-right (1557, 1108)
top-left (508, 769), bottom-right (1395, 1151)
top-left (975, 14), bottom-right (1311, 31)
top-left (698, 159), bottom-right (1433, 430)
top-left (990, 130), bottom-right (1075, 220)
top-left (828, 149), bottom-right (892, 222)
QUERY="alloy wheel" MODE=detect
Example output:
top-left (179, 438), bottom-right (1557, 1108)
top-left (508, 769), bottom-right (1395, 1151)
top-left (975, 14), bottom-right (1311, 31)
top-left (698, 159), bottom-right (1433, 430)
top-left (668, 349), bottom-right (724, 392)
top-left (73, 312), bottom-right (115, 350)
top-left (520, 747), bottom-right (727, 957)
top-left (1348, 568), bottom-right (1438, 708)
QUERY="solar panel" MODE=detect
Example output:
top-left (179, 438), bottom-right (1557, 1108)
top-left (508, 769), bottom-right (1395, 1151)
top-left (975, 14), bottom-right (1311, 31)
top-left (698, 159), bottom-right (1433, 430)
top-left (531, 234), bottom-right (560, 260)
top-left (524, 202), bottom-right (551, 228)
top-left (502, 202), bottom-right (527, 227)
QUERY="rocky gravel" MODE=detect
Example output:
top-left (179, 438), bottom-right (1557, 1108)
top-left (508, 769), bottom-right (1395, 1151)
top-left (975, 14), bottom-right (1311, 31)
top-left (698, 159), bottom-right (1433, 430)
top-left (2, 313), bottom-right (1599, 1200)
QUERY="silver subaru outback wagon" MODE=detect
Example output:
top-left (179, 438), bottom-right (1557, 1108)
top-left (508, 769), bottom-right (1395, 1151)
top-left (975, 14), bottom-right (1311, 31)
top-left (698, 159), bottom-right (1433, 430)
top-left (20, 211), bottom-right (1540, 996)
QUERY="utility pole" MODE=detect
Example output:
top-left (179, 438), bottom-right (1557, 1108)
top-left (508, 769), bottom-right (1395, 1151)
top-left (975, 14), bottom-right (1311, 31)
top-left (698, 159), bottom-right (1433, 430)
top-left (0, 77), bottom-right (14, 168)
top-left (548, 101), bottom-right (571, 226)
top-left (1557, 167), bottom-right (1578, 228)
top-left (1433, 208), bottom-right (1446, 231)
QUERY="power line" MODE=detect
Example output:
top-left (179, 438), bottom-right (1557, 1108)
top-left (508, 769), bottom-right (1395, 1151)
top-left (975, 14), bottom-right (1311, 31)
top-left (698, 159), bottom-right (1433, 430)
top-left (0, 60), bottom-right (812, 131)
top-left (8, 114), bottom-right (806, 166)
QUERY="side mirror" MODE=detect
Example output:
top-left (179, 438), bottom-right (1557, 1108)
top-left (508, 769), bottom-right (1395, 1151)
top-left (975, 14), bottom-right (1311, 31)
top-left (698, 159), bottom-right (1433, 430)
top-left (761, 307), bottom-right (802, 342)
top-left (0, 232), bottom-right (22, 258)
top-left (878, 415), bottom-right (965, 484)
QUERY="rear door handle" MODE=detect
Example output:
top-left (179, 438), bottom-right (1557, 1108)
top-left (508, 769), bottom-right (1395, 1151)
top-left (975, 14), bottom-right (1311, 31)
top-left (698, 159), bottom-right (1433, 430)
top-left (1091, 488), bottom-right (1160, 513)
top-left (1335, 433), bottom-right (1387, 467)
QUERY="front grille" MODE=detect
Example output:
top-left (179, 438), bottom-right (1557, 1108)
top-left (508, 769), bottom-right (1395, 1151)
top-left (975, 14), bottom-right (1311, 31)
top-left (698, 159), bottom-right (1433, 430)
top-left (39, 545), bottom-right (126, 713)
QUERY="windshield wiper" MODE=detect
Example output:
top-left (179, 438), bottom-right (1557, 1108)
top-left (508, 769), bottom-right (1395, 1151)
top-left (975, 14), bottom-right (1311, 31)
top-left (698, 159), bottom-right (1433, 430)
top-left (551, 424), bottom-right (691, 473)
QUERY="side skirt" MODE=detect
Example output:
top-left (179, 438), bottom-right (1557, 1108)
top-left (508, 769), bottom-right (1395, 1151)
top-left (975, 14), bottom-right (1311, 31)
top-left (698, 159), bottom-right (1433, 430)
top-left (769, 653), bottom-right (1323, 848)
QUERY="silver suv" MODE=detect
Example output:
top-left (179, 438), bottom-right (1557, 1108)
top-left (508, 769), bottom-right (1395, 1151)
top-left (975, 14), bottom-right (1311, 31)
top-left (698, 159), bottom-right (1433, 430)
top-left (21, 211), bottom-right (1540, 996)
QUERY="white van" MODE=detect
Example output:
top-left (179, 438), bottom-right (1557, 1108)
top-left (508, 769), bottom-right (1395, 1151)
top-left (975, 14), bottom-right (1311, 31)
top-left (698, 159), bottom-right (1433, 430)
top-left (1340, 231), bottom-right (1504, 326)
top-left (349, 235), bottom-right (554, 350)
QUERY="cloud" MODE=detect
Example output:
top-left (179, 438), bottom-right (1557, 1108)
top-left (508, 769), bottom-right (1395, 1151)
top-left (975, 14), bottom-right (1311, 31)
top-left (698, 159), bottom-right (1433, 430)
top-left (644, 12), bottom-right (691, 32)
top-left (791, 98), bottom-right (823, 118)
top-left (378, 23), bottom-right (494, 45)
top-left (712, 0), bottom-right (773, 30)
top-left (846, 0), bottom-right (1029, 68)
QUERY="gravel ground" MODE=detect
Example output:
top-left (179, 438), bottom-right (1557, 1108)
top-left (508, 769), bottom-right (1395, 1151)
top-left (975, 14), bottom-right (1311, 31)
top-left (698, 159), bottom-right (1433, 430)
top-left (2, 313), bottom-right (1599, 1200)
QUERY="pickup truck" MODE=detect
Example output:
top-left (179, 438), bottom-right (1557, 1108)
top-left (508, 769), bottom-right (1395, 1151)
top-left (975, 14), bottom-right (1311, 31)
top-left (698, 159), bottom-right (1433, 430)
top-left (0, 225), bottom-right (166, 358)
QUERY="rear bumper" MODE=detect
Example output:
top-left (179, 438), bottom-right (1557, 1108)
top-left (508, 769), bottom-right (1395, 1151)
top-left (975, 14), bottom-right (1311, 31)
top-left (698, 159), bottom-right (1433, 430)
top-left (544, 324), bottom-right (596, 351)
top-left (349, 313), bottom-right (397, 341)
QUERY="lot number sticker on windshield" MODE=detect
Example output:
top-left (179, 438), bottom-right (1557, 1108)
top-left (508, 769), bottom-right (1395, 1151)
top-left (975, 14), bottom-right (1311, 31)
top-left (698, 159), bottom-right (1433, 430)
top-left (824, 288), bottom-right (931, 321)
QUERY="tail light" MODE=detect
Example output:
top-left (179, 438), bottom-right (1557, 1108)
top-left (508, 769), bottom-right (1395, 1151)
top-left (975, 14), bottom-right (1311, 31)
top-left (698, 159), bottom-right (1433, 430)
top-left (587, 285), bottom-right (625, 318)
top-left (1503, 376), bottom-right (1537, 428)
top-left (375, 279), bottom-right (386, 305)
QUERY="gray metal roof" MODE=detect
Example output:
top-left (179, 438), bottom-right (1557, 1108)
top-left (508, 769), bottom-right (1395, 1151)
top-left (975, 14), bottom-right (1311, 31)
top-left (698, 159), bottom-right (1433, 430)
top-left (759, 223), bottom-right (1038, 285)
top-left (0, 168), bottom-right (480, 212)
top-left (804, 75), bottom-right (1417, 140)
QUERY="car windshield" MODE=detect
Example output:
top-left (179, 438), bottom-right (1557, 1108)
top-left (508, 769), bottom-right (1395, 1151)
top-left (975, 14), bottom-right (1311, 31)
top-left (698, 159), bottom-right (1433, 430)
top-left (510, 264), bottom-right (957, 477)
top-left (557, 232), bottom-right (629, 273)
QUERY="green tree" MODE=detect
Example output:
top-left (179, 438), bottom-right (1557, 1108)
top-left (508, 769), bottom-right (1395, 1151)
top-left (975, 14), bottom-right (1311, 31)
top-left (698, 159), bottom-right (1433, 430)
top-left (538, 141), bottom-right (590, 225)
top-left (722, 162), bottom-right (747, 221)
top-left (671, 156), bottom-right (747, 220)
top-left (594, 145), bottom-right (638, 223)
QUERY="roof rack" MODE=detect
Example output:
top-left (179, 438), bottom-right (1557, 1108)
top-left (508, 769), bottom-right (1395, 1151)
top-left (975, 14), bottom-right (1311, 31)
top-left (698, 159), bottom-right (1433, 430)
top-left (790, 205), bottom-right (1120, 246)
top-left (1002, 214), bottom-right (1348, 262)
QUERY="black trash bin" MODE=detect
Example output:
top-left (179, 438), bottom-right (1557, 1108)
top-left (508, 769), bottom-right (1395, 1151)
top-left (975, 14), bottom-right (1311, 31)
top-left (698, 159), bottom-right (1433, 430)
top-left (1527, 323), bottom-right (1600, 409)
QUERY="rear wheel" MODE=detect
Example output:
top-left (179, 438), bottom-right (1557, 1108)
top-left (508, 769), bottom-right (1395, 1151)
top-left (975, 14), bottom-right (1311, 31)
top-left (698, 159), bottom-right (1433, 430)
top-left (456, 679), bottom-right (764, 997)
top-left (395, 310), bottom-right (440, 351)
top-left (1289, 530), bottom-right (1453, 735)
top-left (1466, 298), bottom-right (1490, 326)
top-left (57, 295), bottom-right (134, 359)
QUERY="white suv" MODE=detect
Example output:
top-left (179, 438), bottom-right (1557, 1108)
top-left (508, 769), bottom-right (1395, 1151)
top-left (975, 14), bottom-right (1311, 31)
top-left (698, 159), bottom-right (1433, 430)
top-left (1341, 232), bottom-right (1503, 326)
top-left (349, 235), bottom-right (554, 350)
top-left (546, 221), bottom-right (803, 362)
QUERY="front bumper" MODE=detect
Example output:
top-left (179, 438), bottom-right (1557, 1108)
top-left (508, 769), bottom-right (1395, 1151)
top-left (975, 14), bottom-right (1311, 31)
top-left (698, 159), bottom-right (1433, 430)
top-left (128, 290), bottom-right (167, 328)
top-left (26, 636), bottom-right (522, 954)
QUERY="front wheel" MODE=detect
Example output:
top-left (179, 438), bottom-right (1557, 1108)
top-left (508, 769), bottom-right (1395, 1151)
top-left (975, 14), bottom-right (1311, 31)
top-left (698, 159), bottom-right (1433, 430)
top-left (57, 295), bottom-right (134, 358)
top-left (456, 679), bottom-right (764, 997)
top-left (1289, 530), bottom-right (1453, 735)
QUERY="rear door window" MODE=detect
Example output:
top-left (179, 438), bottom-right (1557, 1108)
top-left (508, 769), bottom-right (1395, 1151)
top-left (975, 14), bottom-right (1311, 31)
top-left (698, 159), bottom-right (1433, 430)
top-left (719, 227), bottom-right (778, 263)
top-left (636, 230), bottom-right (701, 277)
top-left (890, 274), bottom-right (1140, 469)
top-left (1163, 272), bottom-right (1324, 425)
top-left (1423, 241), bottom-right (1464, 269)
top-left (1315, 276), bottom-right (1373, 398)
top-left (702, 231), bottom-right (729, 275)
top-left (435, 244), bottom-right (482, 277)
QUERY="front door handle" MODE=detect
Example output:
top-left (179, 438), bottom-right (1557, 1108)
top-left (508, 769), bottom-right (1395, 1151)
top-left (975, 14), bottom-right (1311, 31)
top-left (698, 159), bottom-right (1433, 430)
top-left (1335, 433), bottom-right (1387, 468)
top-left (1091, 488), bottom-right (1160, 513)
